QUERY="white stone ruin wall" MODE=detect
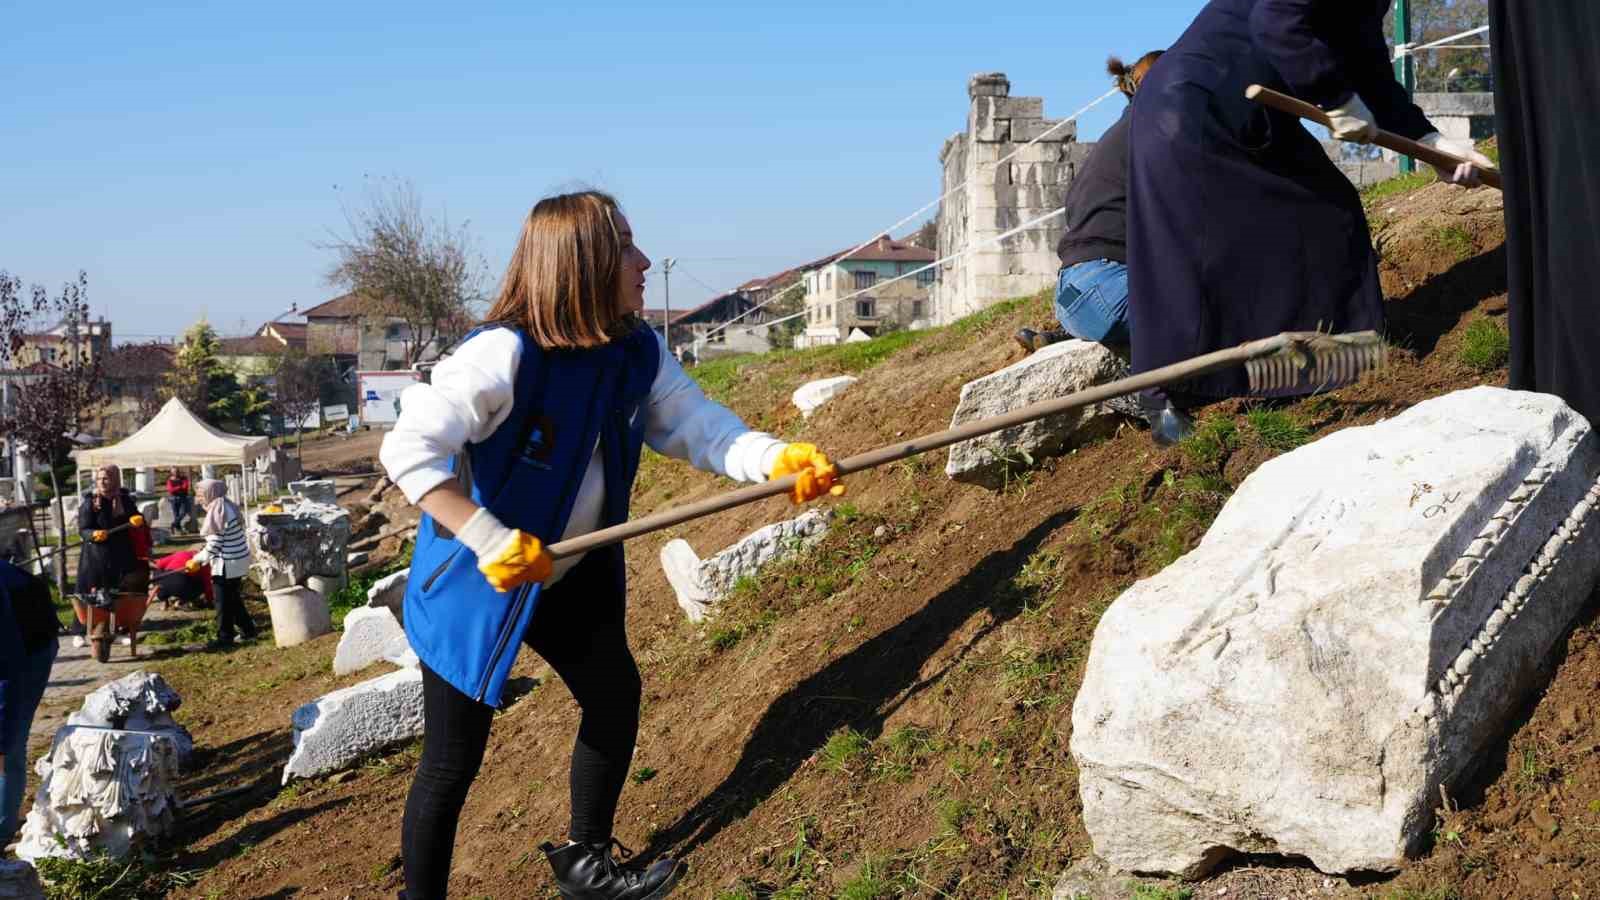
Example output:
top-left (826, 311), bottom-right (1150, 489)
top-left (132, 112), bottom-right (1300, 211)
top-left (933, 73), bottom-right (1092, 325)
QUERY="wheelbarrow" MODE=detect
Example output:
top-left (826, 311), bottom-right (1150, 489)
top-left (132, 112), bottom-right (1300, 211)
top-left (72, 568), bottom-right (152, 663)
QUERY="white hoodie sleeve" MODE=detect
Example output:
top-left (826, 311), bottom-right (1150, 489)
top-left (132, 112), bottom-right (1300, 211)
top-left (643, 331), bottom-right (784, 483)
top-left (379, 329), bottom-right (523, 504)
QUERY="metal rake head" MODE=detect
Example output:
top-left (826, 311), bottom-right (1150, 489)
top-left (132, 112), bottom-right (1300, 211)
top-left (1244, 330), bottom-right (1388, 394)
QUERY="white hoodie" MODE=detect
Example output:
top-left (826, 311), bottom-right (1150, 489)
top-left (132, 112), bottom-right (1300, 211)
top-left (380, 328), bottom-right (785, 585)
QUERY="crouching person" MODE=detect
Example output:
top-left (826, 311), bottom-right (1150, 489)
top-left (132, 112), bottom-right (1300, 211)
top-left (380, 190), bottom-right (843, 900)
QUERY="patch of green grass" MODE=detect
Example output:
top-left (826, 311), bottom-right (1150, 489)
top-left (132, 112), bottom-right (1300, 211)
top-left (1380, 887), bottom-right (1462, 900)
top-left (836, 855), bottom-right (894, 900)
top-left (1243, 407), bottom-right (1310, 452)
top-left (327, 541), bottom-right (413, 629)
top-left (1127, 882), bottom-right (1195, 900)
top-left (1457, 318), bottom-right (1510, 373)
top-left (819, 726), bottom-right (871, 773)
top-left (947, 292), bottom-right (1042, 337)
top-left (1178, 417), bottom-right (1238, 470)
top-left (685, 355), bottom-right (753, 405)
top-left (999, 645), bottom-right (1073, 711)
top-left (872, 725), bottom-right (938, 781)
top-left (145, 618), bottom-right (216, 647)
top-left (630, 766), bottom-right (658, 785)
top-left (1428, 224), bottom-right (1476, 262)
top-left (937, 796), bottom-right (975, 831)
top-left (808, 329), bottom-right (924, 373)
top-left (35, 851), bottom-right (203, 900)
top-left (1362, 169), bottom-right (1435, 205)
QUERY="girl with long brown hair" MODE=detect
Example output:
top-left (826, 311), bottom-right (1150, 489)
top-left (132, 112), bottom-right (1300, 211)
top-left (380, 190), bottom-right (842, 899)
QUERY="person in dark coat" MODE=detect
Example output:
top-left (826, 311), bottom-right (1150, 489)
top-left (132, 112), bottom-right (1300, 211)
top-left (1126, 0), bottom-right (1491, 430)
top-left (1491, 2), bottom-right (1600, 428)
top-left (72, 466), bottom-right (145, 646)
top-left (0, 561), bottom-right (59, 847)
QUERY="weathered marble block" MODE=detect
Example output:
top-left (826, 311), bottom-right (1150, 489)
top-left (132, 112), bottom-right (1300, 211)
top-left (660, 511), bottom-right (831, 621)
top-left (16, 728), bottom-right (181, 862)
top-left (333, 606), bottom-right (417, 675)
top-left (288, 479), bottom-right (338, 506)
top-left (283, 667), bottom-right (424, 782)
top-left (65, 671), bottom-right (194, 767)
top-left (792, 376), bottom-right (858, 418)
top-left (945, 339), bottom-right (1138, 488)
top-left (1071, 387), bottom-right (1600, 877)
top-left (264, 585), bottom-right (334, 647)
top-left (250, 501), bottom-right (351, 588)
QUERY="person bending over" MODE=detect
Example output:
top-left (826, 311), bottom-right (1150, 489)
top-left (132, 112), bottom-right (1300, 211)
top-left (1124, 0), bottom-right (1489, 442)
top-left (381, 190), bottom-right (843, 900)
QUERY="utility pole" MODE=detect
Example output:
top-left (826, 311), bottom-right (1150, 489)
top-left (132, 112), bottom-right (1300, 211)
top-left (661, 257), bottom-right (676, 354)
top-left (1395, 0), bottom-right (1415, 174)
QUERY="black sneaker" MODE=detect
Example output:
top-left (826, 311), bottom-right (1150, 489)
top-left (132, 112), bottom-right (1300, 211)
top-left (542, 839), bottom-right (685, 900)
top-left (1012, 327), bottom-right (1069, 354)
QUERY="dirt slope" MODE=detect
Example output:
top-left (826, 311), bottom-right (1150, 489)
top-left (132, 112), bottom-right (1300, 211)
top-left (58, 173), bottom-right (1597, 900)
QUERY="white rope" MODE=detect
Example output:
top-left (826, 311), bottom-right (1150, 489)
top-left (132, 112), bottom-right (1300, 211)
top-left (689, 87), bottom-right (1123, 342)
top-left (730, 206), bottom-right (1069, 335)
top-left (1394, 24), bottom-right (1489, 59)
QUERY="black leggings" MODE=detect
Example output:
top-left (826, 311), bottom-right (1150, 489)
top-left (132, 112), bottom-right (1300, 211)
top-left (214, 575), bottom-right (257, 643)
top-left (401, 551), bottom-right (642, 899)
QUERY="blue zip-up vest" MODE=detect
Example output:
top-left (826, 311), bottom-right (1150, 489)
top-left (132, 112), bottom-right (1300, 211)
top-left (402, 323), bottom-right (659, 706)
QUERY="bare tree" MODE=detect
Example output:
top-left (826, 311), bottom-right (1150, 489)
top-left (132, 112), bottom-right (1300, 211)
top-left (1386, 0), bottom-right (1492, 92)
top-left (322, 177), bottom-right (485, 367)
top-left (271, 347), bottom-right (333, 456)
top-left (0, 272), bottom-right (103, 595)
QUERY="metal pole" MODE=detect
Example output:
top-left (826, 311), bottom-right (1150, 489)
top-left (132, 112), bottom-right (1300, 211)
top-left (1395, 0), bottom-right (1415, 174)
top-left (661, 257), bottom-right (676, 354)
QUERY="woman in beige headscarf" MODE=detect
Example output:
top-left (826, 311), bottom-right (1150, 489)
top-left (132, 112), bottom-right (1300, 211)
top-left (194, 479), bottom-right (257, 647)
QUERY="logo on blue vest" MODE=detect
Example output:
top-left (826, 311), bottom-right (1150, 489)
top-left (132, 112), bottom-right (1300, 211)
top-left (521, 415), bottom-right (556, 469)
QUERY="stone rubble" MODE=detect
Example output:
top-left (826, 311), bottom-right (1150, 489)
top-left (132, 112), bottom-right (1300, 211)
top-left (16, 728), bottom-right (181, 862)
top-left (660, 510), bottom-right (831, 621)
top-left (944, 339), bottom-right (1138, 488)
top-left (333, 606), bottom-right (417, 676)
top-left (282, 667), bottom-right (425, 782)
top-left (65, 671), bottom-right (194, 767)
top-left (1070, 387), bottom-right (1600, 877)
top-left (792, 376), bottom-right (858, 418)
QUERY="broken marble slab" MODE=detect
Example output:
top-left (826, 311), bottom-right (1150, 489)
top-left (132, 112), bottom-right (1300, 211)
top-left (16, 728), bottom-right (181, 862)
top-left (660, 510), bottom-right (831, 621)
top-left (282, 667), bottom-right (424, 782)
top-left (333, 606), bottom-right (417, 675)
top-left (1070, 386), bottom-right (1600, 877)
top-left (65, 671), bottom-right (194, 767)
top-left (792, 376), bottom-right (858, 418)
top-left (945, 339), bottom-right (1138, 488)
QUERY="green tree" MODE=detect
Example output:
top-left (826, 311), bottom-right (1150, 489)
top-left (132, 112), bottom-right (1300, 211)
top-left (1386, 0), bottom-right (1491, 93)
top-left (166, 319), bottom-right (247, 426)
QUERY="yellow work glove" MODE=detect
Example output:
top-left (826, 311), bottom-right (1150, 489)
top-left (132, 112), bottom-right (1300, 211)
top-left (129, 514), bottom-right (145, 528)
top-left (456, 508), bottom-right (553, 592)
top-left (92, 530), bottom-right (109, 543)
top-left (184, 559), bottom-right (202, 574)
top-left (768, 442), bottom-right (846, 505)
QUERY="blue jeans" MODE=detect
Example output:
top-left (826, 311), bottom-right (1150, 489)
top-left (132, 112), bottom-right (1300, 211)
top-left (170, 495), bottom-right (192, 530)
top-left (2, 637), bottom-right (58, 845)
top-left (1054, 259), bottom-right (1130, 345)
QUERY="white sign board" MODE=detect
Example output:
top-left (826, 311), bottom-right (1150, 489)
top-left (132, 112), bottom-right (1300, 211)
top-left (322, 404), bottom-right (350, 423)
top-left (357, 371), bottom-right (421, 427)
top-left (298, 408), bottom-right (322, 430)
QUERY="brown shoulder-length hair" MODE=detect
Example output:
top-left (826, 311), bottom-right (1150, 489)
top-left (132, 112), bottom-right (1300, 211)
top-left (484, 190), bottom-right (638, 350)
top-left (1107, 50), bottom-right (1165, 99)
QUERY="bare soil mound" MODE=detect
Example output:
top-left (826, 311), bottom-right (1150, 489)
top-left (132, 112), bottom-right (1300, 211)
top-left (49, 174), bottom-right (1589, 900)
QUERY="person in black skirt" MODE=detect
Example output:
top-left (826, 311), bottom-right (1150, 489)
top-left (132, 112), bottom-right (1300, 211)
top-left (1490, 2), bottom-right (1600, 427)
top-left (1125, 0), bottom-right (1490, 434)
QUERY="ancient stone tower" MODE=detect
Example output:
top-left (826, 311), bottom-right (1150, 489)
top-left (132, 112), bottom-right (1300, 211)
top-left (932, 72), bottom-right (1092, 325)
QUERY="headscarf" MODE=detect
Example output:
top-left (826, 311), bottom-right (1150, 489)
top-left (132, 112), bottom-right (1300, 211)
top-left (93, 464), bottom-right (127, 517)
top-left (198, 478), bottom-right (239, 537)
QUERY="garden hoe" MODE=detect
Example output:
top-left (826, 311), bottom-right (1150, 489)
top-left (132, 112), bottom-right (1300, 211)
top-left (546, 329), bottom-right (1389, 560)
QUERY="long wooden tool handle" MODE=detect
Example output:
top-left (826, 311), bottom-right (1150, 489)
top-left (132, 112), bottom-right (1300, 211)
top-left (15, 519), bottom-right (138, 569)
top-left (546, 332), bottom-right (1305, 560)
top-left (1245, 84), bottom-right (1502, 190)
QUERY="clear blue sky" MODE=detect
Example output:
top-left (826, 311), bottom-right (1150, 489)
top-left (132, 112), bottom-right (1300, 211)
top-left (1, 1), bottom-right (1204, 342)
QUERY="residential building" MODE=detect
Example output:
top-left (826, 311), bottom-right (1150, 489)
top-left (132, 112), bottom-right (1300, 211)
top-left (13, 317), bottom-right (112, 368)
top-left (94, 343), bottom-right (175, 438)
top-left (301, 292), bottom-right (461, 371)
top-left (799, 237), bottom-right (937, 347)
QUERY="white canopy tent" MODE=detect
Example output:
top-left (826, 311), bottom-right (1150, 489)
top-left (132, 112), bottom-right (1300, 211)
top-left (71, 398), bottom-right (271, 501)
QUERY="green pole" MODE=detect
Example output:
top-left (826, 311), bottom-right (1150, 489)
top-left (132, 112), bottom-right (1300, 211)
top-left (1394, 0), bottom-right (1415, 174)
